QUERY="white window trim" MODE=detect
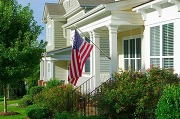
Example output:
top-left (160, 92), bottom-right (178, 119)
top-left (47, 25), bottom-right (52, 46)
top-left (47, 61), bottom-right (54, 80)
top-left (149, 21), bottom-right (174, 68)
top-left (122, 34), bottom-right (142, 71)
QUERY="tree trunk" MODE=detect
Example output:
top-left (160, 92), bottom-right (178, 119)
top-left (3, 84), bottom-right (7, 113)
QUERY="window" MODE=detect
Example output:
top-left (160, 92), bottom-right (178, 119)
top-left (150, 23), bottom-right (174, 68)
top-left (84, 37), bottom-right (90, 73)
top-left (123, 37), bottom-right (141, 71)
top-left (47, 25), bottom-right (52, 46)
top-left (47, 62), bottom-right (51, 80)
top-left (85, 58), bottom-right (90, 72)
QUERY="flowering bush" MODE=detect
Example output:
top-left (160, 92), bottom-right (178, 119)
top-left (45, 78), bottom-right (64, 90)
top-left (33, 84), bottom-right (76, 115)
top-left (95, 66), bottom-right (180, 119)
top-left (19, 94), bottom-right (33, 107)
top-left (29, 86), bottom-right (44, 95)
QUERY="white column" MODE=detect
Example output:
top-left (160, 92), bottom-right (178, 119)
top-left (43, 55), bottom-right (47, 82)
top-left (108, 25), bottom-right (118, 76)
top-left (90, 30), bottom-right (101, 88)
top-left (40, 60), bottom-right (44, 80)
top-left (51, 61), bottom-right (55, 79)
top-left (174, 20), bottom-right (180, 74)
top-left (89, 32), bottom-right (94, 77)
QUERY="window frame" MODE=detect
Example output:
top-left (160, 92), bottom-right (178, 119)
top-left (122, 35), bottom-right (142, 71)
top-left (150, 22), bottom-right (174, 69)
top-left (47, 25), bottom-right (52, 46)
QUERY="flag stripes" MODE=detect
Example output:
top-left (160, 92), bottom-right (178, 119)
top-left (68, 30), bottom-right (93, 86)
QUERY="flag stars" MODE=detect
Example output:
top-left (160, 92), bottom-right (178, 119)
top-left (73, 30), bottom-right (83, 49)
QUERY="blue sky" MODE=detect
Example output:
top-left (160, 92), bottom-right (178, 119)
top-left (17, 0), bottom-right (59, 41)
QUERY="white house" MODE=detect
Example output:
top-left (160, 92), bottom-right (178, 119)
top-left (39, 0), bottom-right (180, 90)
top-left (133, 0), bottom-right (180, 73)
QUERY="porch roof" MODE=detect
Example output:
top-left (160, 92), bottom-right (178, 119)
top-left (62, 0), bottom-right (149, 31)
top-left (45, 46), bottom-right (72, 60)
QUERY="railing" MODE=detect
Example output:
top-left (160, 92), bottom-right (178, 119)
top-left (66, 76), bottom-right (94, 115)
top-left (66, 77), bottom-right (114, 116)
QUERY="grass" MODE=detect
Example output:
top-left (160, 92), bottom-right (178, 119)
top-left (0, 96), bottom-right (3, 101)
top-left (0, 97), bottom-right (27, 119)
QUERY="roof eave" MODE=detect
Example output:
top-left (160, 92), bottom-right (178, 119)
top-left (62, 4), bottom-right (106, 29)
top-left (63, 7), bottom-right (84, 18)
top-left (46, 46), bottom-right (71, 56)
top-left (42, 4), bottom-right (48, 23)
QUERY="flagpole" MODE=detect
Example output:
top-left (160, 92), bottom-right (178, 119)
top-left (74, 25), bottom-right (111, 60)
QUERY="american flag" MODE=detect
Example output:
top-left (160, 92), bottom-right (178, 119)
top-left (68, 30), bottom-right (93, 86)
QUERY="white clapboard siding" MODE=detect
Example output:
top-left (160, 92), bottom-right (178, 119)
top-left (46, 19), bottom-right (54, 52)
top-left (54, 60), bottom-right (68, 81)
top-left (54, 21), bottom-right (67, 49)
top-left (100, 35), bottom-right (110, 73)
top-left (63, 0), bottom-right (79, 15)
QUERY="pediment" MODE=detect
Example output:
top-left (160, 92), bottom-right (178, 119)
top-left (62, 0), bottom-right (114, 18)
top-left (43, 3), bottom-right (65, 23)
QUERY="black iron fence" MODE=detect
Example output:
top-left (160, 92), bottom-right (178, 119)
top-left (66, 77), bottom-right (114, 116)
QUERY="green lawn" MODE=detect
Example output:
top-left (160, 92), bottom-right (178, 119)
top-left (0, 96), bottom-right (3, 101)
top-left (0, 98), bottom-right (27, 119)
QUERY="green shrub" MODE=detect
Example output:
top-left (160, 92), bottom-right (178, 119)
top-left (156, 85), bottom-right (180, 119)
top-left (78, 115), bottom-right (106, 119)
top-left (26, 105), bottom-right (52, 119)
top-left (55, 112), bottom-right (106, 119)
top-left (29, 86), bottom-right (44, 95)
top-left (45, 78), bottom-right (64, 89)
top-left (19, 94), bottom-right (33, 107)
top-left (9, 80), bottom-right (26, 99)
top-left (55, 112), bottom-right (75, 119)
top-left (25, 77), bottom-right (38, 93)
top-left (95, 66), bottom-right (180, 119)
top-left (33, 84), bottom-right (75, 114)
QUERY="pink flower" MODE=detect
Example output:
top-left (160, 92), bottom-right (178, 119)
top-left (150, 64), bottom-right (154, 67)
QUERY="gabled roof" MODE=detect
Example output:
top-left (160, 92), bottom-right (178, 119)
top-left (78, 0), bottom-right (115, 6)
top-left (43, 3), bottom-right (65, 23)
top-left (45, 3), bottom-right (65, 15)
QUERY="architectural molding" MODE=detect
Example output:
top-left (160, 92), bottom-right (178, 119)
top-left (150, 5), bottom-right (162, 17)
top-left (136, 9), bottom-right (146, 21)
top-left (168, 0), bottom-right (180, 12)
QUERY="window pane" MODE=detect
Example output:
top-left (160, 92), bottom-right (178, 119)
top-left (163, 58), bottom-right (173, 68)
top-left (48, 27), bottom-right (52, 43)
top-left (150, 26), bottom-right (160, 56)
top-left (85, 59), bottom-right (90, 72)
top-left (136, 38), bottom-right (141, 58)
top-left (130, 59), bottom-right (135, 71)
top-left (163, 23), bottom-right (174, 56)
top-left (130, 39), bottom-right (135, 58)
top-left (124, 40), bottom-right (129, 58)
top-left (48, 63), bottom-right (50, 72)
top-left (124, 59), bottom-right (128, 70)
top-left (150, 58), bottom-right (160, 67)
top-left (136, 59), bottom-right (141, 71)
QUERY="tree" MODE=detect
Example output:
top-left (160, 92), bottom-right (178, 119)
top-left (0, 0), bottom-right (45, 113)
